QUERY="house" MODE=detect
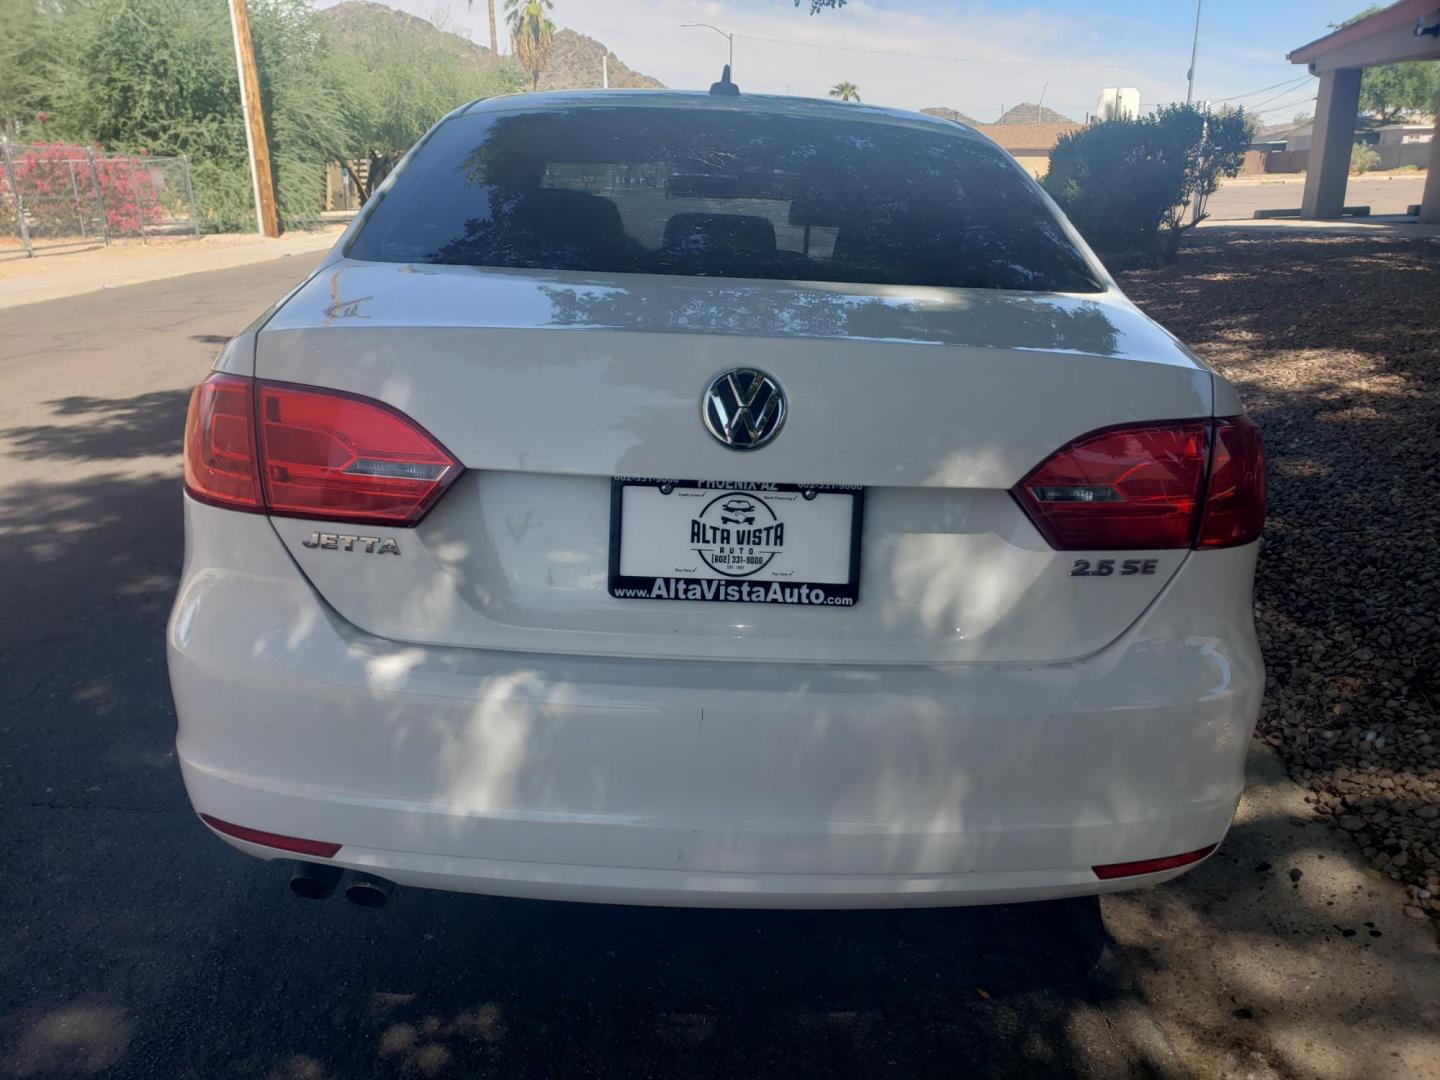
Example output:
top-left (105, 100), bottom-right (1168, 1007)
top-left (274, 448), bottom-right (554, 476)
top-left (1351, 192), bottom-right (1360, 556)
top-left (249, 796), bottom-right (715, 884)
top-left (1376, 122), bottom-right (1435, 170)
top-left (969, 123), bottom-right (1083, 178)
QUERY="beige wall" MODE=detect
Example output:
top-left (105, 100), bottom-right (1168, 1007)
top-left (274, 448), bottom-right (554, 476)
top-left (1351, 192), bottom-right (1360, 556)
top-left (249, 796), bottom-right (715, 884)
top-left (1011, 154), bottom-right (1050, 178)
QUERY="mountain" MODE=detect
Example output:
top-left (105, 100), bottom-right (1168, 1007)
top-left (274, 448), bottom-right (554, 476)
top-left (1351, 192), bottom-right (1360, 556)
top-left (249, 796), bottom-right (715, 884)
top-left (322, 1), bottom-right (504, 66)
top-left (539, 29), bottom-right (665, 91)
top-left (320, 3), bottom-right (664, 92)
top-left (921, 107), bottom-right (980, 127)
top-left (996, 103), bottom-right (1074, 125)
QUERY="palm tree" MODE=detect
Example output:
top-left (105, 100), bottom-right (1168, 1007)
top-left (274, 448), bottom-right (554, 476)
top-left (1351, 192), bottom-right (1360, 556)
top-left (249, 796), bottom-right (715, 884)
top-left (829, 81), bottom-right (860, 102)
top-left (505, 0), bottom-right (555, 91)
top-left (463, 0), bottom-right (500, 56)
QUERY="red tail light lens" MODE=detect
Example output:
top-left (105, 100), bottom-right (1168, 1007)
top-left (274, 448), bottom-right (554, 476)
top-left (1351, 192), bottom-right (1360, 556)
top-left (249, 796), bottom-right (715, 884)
top-left (1014, 417), bottom-right (1264, 551)
top-left (1195, 416), bottom-right (1266, 548)
top-left (1015, 421), bottom-right (1210, 550)
top-left (257, 382), bottom-right (460, 525)
top-left (183, 374), bottom-right (262, 511)
top-left (182, 374), bottom-right (461, 526)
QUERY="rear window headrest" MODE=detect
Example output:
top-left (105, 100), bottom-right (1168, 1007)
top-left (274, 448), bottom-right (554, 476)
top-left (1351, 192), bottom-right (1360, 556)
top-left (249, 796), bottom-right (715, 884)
top-left (516, 189), bottom-right (625, 240)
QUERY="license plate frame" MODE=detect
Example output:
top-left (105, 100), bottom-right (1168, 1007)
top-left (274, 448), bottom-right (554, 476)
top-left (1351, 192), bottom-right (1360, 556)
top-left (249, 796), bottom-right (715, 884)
top-left (608, 478), bottom-right (864, 607)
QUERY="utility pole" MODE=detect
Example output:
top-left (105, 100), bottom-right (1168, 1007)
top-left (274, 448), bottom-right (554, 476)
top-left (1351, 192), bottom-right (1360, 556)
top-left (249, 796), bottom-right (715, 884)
top-left (1036, 81), bottom-right (1049, 124)
top-left (228, 0), bottom-right (279, 238)
top-left (1185, 0), bottom-right (1203, 107)
top-left (486, 0), bottom-right (498, 54)
top-left (602, 54), bottom-right (609, 89)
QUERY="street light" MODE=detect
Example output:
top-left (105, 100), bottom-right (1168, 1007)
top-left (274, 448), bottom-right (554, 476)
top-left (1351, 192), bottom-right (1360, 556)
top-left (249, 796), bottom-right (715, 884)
top-left (682, 22), bottom-right (734, 73)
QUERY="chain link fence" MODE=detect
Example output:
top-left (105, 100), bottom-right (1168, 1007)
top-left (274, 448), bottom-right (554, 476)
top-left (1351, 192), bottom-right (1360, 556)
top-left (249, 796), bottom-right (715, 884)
top-left (1, 142), bottom-right (200, 258)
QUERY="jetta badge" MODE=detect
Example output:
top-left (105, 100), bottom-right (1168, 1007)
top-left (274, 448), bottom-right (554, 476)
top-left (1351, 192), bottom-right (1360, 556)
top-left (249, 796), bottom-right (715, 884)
top-left (302, 531), bottom-right (400, 555)
top-left (702, 368), bottom-right (786, 450)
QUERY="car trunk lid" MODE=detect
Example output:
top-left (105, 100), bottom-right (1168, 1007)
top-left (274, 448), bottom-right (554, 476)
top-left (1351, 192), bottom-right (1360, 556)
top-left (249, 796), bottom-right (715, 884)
top-left (252, 260), bottom-right (1213, 664)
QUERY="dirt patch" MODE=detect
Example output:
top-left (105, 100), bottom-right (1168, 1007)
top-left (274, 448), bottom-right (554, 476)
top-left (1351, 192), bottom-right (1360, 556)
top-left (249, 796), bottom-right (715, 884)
top-left (1118, 230), bottom-right (1440, 922)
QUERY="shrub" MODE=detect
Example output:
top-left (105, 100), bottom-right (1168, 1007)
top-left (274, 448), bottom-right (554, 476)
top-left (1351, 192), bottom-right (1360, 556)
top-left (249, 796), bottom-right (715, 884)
top-left (1042, 105), bottom-right (1252, 260)
top-left (6, 142), bottom-right (163, 236)
top-left (1350, 144), bottom-right (1381, 174)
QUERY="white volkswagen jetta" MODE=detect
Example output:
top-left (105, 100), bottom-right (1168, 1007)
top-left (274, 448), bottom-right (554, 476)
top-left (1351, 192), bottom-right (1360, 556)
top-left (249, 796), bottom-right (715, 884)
top-left (169, 90), bottom-right (1264, 909)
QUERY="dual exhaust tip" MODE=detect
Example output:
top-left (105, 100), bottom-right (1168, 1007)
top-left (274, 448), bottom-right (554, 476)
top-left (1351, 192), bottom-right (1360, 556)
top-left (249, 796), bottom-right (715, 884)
top-left (289, 862), bottom-right (394, 908)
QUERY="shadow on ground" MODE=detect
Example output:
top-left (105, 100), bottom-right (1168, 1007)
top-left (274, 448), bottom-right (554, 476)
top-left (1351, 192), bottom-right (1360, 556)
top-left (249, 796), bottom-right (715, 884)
top-left (6, 853), bottom-right (1133, 1079)
top-left (0, 390), bottom-right (189, 463)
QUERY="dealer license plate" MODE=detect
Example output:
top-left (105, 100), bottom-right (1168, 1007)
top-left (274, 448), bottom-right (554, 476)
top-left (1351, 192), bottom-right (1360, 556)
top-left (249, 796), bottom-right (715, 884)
top-left (608, 479), bottom-right (863, 607)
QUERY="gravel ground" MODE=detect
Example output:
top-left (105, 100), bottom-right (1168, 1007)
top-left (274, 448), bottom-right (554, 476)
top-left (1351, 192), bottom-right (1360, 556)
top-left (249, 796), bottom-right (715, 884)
top-left (1118, 230), bottom-right (1440, 923)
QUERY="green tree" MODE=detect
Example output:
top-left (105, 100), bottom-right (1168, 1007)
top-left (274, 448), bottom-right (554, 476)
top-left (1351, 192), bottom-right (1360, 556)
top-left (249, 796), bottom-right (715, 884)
top-left (250, 0), bottom-right (353, 227)
top-left (326, 8), bottom-right (522, 201)
top-left (1043, 104), bottom-right (1253, 260)
top-left (0, 0), bottom-right (68, 140)
top-left (828, 81), bottom-right (860, 102)
top-left (1162, 105), bottom-right (1255, 252)
top-left (506, 0), bottom-right (555, 91)
top-left (3, 0), bottom-right (519, 229)
top-left (45, 0), bottom-right (348, 229)
top-left (1358, 61), bottom-right (1440, 122)
top-left (51, 0), bottom-right (257, 228)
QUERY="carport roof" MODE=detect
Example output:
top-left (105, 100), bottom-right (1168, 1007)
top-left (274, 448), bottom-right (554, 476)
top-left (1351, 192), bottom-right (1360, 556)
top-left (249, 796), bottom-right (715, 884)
top-left (1288, 0), bottom-right (1440, 68)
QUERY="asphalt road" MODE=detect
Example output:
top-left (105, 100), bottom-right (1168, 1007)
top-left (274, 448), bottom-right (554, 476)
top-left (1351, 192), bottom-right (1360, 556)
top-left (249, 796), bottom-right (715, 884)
top-left (1204, 172), bottom-right (1427, 220)
top-left (0, 259), bottom-right (1161, 1078)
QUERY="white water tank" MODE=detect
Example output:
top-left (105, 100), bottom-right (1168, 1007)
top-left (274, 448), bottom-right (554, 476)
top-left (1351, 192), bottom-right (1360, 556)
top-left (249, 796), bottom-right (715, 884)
top-left (1095, 87), bottom-right (1141, 121)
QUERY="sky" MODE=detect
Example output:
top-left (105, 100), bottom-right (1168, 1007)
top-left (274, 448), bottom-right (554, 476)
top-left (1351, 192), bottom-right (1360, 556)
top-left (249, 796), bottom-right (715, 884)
top-left (349, 0), bottom-right (1371, 124)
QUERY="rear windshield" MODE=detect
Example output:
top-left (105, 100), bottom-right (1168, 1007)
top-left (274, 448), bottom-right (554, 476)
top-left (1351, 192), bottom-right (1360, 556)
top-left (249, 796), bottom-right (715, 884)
top-left (348, 105), bottom-right (1102, 293)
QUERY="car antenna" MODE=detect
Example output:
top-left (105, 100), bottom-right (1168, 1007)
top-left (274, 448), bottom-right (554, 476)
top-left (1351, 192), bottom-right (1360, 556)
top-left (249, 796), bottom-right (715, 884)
top-left (709, 64), bottom-right (740, 96)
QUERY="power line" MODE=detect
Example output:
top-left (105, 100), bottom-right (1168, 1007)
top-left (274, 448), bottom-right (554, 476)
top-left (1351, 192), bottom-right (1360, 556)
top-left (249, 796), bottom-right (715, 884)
top-left (1246, 80), bottom-right (1320, 112)
top-left (729, 30), bottom-right (1285, 71)
top-left (1212, 74), bottom-right (1312, 103)
top-left (1252, 94), bottom-right (1318, 116)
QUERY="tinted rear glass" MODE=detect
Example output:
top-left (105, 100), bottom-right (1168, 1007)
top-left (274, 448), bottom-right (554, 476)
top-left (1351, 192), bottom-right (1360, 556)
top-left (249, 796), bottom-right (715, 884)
top-left (348, 105), bottom-right (1102, 293)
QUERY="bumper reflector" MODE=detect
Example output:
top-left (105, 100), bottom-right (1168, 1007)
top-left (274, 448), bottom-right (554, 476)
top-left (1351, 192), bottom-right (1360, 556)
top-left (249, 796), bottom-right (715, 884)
top-left (1092, 844), bottom-right (1217, 880)
top-left (200, 814), bottom-right (341, 858)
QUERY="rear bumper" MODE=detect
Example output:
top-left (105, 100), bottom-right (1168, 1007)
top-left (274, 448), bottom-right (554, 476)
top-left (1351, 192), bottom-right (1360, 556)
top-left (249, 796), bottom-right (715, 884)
top-left (169, 496), bottom-right (1263, 908)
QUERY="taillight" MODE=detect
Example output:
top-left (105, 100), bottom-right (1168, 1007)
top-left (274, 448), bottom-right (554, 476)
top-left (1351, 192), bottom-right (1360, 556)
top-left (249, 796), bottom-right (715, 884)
top-left (183, 374), bottom-right (262, 511)
top-left (257, 382), bottom-right (459, 525)
top-left (1014, 417), bottom-right (1264, 551)
top-left (1195, 416), bottom-right (1266, 548)
top-left (182, 374), bottom-right (461, 526)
